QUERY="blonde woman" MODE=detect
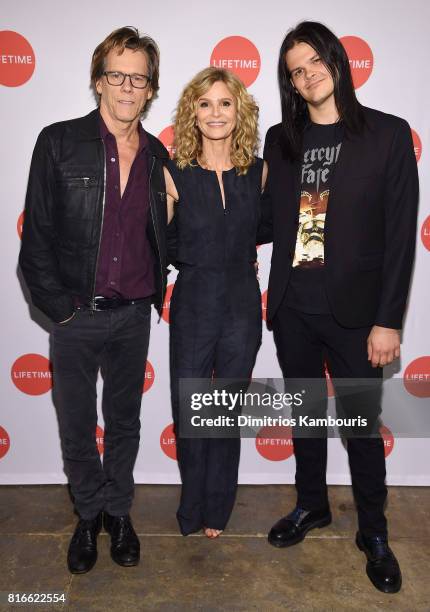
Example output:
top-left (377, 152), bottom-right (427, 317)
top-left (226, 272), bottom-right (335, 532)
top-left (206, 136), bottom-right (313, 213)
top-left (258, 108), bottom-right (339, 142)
top-left (164, 67), bottom-right (267, 538)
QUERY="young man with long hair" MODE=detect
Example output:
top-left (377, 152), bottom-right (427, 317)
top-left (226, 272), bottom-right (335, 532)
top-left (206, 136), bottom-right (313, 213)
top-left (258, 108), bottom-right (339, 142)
top-left (259, 21), bottom-right (418, 593)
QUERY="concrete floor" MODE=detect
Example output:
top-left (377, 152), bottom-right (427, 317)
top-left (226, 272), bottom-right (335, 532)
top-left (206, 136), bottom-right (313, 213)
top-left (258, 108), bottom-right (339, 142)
top-left (0, 485), bottom-right (429, 611)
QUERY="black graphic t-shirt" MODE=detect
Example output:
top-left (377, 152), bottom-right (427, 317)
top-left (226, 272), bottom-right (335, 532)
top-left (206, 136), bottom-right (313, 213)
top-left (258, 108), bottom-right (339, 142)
top-left (286, 121), bottom-right (343, 313)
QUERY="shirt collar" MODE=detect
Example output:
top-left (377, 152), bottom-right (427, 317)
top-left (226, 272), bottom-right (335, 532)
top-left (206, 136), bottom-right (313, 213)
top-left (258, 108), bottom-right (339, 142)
top-left (99, 112), bottom-right (149, 153)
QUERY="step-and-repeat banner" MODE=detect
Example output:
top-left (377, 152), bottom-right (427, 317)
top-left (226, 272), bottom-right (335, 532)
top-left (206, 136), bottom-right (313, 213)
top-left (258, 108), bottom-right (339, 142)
top-left (1, 0), bottom-right (429, 485)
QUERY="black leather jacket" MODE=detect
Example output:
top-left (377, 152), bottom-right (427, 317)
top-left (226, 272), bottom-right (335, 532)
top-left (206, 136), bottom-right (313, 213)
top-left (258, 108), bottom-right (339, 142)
top-left (19, 109), bottom-right (169, 323)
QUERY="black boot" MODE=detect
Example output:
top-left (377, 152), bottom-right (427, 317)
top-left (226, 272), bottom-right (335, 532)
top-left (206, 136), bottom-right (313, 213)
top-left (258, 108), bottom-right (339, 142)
top-left (356, 532), bottom-right (402, 593)
top-left (268, 506), bottom-right (332, 548)
top-left (104, 512), bottom-right (140, 567)
top-left (67, 513), bottom-right (102, 574)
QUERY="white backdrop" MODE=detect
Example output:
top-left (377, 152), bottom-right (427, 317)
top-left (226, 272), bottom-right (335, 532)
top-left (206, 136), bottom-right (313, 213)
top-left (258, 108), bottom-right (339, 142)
top-left (1, 0), bottom-right (429, 486)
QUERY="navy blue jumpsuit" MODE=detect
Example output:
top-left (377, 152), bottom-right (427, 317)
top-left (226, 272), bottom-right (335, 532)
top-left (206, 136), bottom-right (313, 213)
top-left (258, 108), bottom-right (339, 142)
top-left (168, 158), bottom-right (263, 535)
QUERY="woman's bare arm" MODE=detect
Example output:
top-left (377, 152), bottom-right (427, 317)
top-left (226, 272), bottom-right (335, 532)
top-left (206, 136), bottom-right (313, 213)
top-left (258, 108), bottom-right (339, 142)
top-left (261, 160), bottom-right (268, 192)
top-left (164, 166), bottom-right (179, 223)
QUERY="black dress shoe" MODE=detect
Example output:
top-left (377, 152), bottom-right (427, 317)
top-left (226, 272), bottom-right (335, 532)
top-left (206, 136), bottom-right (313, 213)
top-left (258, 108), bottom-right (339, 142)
top-left (268, 506), bottom-right (332, 548)
top-left (67, 513), bottom-right (102, 574)
top-left (356, 532), bottom-right (402, 593)
top-left (104, 512), bottom-right (140, 567)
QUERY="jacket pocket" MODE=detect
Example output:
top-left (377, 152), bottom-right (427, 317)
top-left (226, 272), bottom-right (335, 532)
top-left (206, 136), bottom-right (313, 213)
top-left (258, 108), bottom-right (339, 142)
top-left (56, 176), bottom-right (97, 187)
top-left (176, 259), bottom-right (197, 267)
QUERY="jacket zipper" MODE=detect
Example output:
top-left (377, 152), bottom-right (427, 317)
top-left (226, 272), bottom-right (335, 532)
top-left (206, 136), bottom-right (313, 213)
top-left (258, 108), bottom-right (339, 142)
top-left (90, 139), bottom-right (107, 313)
top-left (60, 177), bottom-right (92, 185)
top-left (148, 156), bottom-right (165, 322)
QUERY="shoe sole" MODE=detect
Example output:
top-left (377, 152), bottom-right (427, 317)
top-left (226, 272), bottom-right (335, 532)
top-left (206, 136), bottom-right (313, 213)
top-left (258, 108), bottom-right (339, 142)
top-left (268, 515), bottom-right (332, 548)
top-left (356, 534), bottom-right (402, 594)
top-left (67, 555), bottom-right (98, 575)
top-left (111, 557), bottom-right (140, 567)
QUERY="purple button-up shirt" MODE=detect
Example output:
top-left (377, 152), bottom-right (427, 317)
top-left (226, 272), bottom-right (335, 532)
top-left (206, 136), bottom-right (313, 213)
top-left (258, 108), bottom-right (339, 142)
top-left (95, 115), bottom-right (155, 299)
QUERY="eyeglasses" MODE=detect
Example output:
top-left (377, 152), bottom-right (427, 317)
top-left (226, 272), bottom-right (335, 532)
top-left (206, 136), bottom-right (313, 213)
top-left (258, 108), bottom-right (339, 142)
top-left (103, 71), bottom-right (151, 89)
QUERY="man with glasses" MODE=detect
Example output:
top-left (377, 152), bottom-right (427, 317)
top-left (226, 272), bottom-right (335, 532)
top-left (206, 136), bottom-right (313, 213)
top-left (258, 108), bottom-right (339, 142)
top-left (19, 27), bottom-right (168, 574)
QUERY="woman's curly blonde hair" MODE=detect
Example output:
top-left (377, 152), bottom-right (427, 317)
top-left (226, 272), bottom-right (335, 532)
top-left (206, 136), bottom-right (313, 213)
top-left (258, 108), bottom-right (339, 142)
top-left (173, 67), bottom-right (259, 175)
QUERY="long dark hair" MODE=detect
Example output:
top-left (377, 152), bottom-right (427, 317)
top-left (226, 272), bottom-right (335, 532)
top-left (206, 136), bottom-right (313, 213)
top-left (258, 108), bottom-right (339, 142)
top-left (277, 21), bottom-right (365, 160)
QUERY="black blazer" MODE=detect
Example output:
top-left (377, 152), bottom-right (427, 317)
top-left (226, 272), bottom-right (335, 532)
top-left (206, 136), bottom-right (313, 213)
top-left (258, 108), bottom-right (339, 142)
top-left (258, 106), bottom-right (419, 329)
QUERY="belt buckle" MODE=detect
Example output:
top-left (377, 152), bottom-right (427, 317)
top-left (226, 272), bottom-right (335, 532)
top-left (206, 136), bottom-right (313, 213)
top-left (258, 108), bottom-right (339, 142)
top-left (93, 296), bottom-right (109, 311)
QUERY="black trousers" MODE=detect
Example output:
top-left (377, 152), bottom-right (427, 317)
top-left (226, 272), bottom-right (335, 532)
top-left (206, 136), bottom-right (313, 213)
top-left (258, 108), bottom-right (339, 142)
top-left (272, 302), bottom-right (387, 537)
top-left (170, 265), bottom-right (262, 534)
top-left (50, 300), bottom-right (151, 520)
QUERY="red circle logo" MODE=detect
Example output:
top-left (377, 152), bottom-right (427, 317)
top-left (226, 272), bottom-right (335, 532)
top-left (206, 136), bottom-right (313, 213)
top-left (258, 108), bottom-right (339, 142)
top-left (162, 283), bottom-right (175, 324)
top-left (96, 425), bottom-right (104, 455)
top-left (403, 357), bottom-right (430, 398)
top-left (17, 211), bottom-right (24, 239)
top-left (0, 426), bottom-right (11, 459)
top-left (142, 359), bottom-right (155, 393)
top-left (0, 31), bottom-right (36, 87)
top-left (160, 423), bottom-right (177, 460)
top-left (210, 36), bottom-right (261, 87)
top-left (340, 36), bottom-right (373, 89)
top-left (379, 424), bottom-right (394, 458)
top-left (261, 289), bottom-right (267, 322)
top-left (411, 129), bottom-right (422, 163)
top-left (255, 425), bottom-right (294, 461)
top-left (421, 215), bottom-right (430, 252)
top-left (158, 125), bottom-right (175, 159)
top-left (11, 354), bottom-right (53, 395)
